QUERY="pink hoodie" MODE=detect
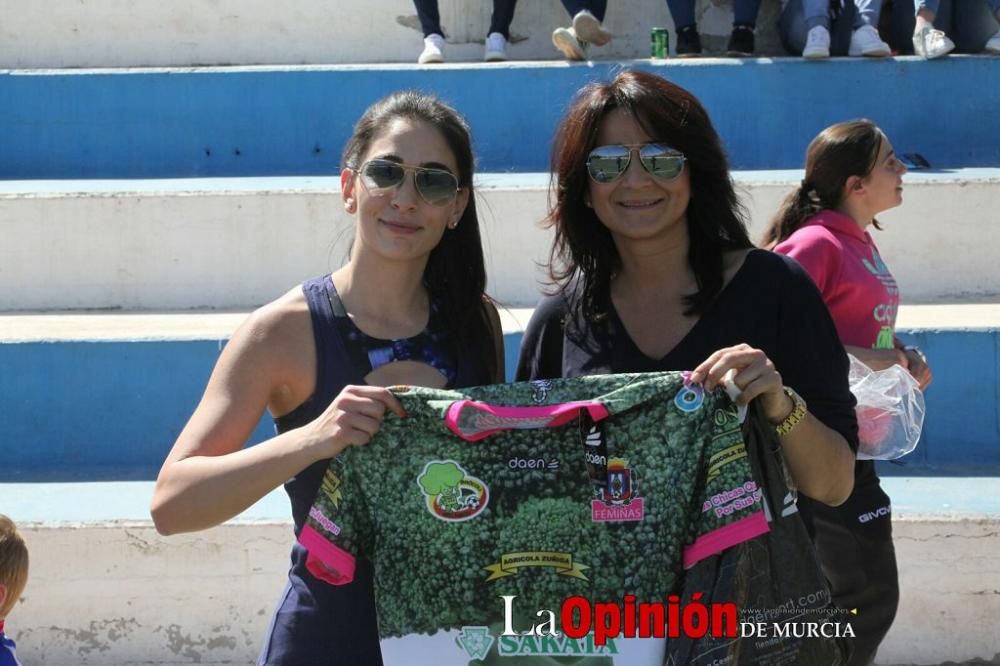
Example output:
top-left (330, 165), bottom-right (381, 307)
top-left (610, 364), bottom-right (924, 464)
top-left (774, 210), bottom-right (899, 350)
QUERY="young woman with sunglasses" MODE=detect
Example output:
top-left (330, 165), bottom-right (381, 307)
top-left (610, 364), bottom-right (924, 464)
top-left (151, 91), bottom-right (504, 664)
top-left (516, 69), bottom-right (857, 510)
top-left (763, 120), bottom-right (932, 666)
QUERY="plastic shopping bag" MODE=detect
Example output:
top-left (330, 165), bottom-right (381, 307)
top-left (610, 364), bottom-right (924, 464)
top-left (848, 354), bottom-right (926, 460)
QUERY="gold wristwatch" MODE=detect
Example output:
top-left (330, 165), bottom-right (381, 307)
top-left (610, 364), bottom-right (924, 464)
top-left (775, 387), bottom-right (807, 436)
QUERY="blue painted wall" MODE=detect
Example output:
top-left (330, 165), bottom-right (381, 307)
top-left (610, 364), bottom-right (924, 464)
top-left (885, 330), bottom-right (1000, 475)
top-left (0, 340), bottom-right (273, 481)
top-left (1, 328), bottom-right (996, 481)
top-left (3, 58), bottom-right (999, 178)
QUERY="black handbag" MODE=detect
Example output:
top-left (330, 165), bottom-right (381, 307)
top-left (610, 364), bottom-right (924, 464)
top-left (665, 403), bottom-right (851, 665)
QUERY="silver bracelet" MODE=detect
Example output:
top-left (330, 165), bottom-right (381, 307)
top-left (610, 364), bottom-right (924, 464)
top-left (903, 345), bottom-right (927, 364)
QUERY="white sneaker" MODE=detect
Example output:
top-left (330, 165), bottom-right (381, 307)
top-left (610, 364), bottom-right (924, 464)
top-left (484, 32), bottom-right (508, 61)
top-left (912, 26), bottom-right (954, 59)
top-left (985, 28), bottom-right (1000, 54)
top-left (572, 10), bottom-right (612, 47)
top-left (552, 26), bottom-right (588, 61)
top-left (803, 25), bottom-right (830, 59)
top-left (849, 24), bottom-right (891, 57)
top-left (418, 34), bottom-right (445, 64)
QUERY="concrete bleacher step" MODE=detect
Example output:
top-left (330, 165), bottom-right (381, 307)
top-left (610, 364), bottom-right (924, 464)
top-left (2, 303), bottom-right (999, 481)
top-left (3, 59), bottom-right (999, 179)
top-left (0, 0), bottom-right (787, 69)
top-left (1, 478), bottom-right (997, 665)
top-left (2, 169), bottom-right (999, 311)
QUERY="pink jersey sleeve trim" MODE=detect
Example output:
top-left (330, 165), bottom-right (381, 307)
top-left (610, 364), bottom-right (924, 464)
top-left (682, 511), bottom-right (769, 569)
top-left (445, 399), bottom-right (610, 442)
top-left (299, 524), bottom-right (356, 586)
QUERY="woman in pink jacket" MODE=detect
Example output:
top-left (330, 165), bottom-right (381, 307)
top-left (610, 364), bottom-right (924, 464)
top-left (762, 119), bottom-right (931, 666)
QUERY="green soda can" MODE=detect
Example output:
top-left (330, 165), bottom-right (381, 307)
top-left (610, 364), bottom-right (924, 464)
top-left (651, 27), bottom-right (669, 58)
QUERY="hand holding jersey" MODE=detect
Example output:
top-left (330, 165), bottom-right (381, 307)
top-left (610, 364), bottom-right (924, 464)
top-left (690, 344), bottom-right (854, 505)
top-left (303, 385), bottom-right (407, 458)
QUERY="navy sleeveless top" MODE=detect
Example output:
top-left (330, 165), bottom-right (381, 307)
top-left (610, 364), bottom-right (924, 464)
top-left (257, 275), bottom-right (492, 665)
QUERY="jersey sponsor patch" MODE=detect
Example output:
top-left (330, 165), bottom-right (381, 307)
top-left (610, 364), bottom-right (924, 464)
top-left (417, 460), bottom-right (489, 522)
top-left (592, 458), bottom-right (645, 523)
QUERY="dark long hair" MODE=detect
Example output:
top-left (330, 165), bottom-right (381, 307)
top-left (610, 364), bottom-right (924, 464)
top-left (762, 119), bottom-right (884, 248)
top-left (341, 91), bottom-right (496, 380)
top-left (548, 69), bottom-right (752, 321)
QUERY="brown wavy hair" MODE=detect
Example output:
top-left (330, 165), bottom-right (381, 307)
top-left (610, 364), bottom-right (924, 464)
top-left (547, 70), bottom-right (752, 321)
top-left (761, 119), bottom-right (884, 249)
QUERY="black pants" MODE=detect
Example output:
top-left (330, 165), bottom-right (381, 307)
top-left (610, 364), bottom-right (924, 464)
top-left (798, 463), bottom-right (899, 666)
top-left (413, 0), bottom-right (519, 38)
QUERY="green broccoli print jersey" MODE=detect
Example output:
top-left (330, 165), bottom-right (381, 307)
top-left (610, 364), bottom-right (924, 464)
top-left (299, 372), bottom-right (768, 665)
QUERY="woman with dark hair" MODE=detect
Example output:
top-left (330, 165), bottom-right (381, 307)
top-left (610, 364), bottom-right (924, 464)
top-left (516, 69), bottom-right (857, 513)
top-left (151, 90), bottom-right (504, 664)
top-left (764, 119), bottom-right (931, 666)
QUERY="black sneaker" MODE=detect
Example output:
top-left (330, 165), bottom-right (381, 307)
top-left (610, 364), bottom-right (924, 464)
top-left (726, 25), bottom-right (755, 56)
top-left (676, 26), bottom-right (702, 57)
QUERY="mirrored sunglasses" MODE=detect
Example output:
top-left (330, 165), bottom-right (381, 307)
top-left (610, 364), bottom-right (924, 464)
top-left (586, 143), bottom-right (686, 184)
top-left (356, 159), bottom-right (460, 206)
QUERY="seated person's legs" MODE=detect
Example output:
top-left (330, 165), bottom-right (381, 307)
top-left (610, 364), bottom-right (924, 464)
top-left (913, 0), bottom-right (956, 57)
top-left (413, 0), bottom-right (446, 63)
top-left (780, 0), bottom-right (833, 57)
top-left (884, 0), bottom-right (917, 54)
top-left (484, 0), bottom-right (519, 61)
top-left (553, 0), bottom-right (610, 60)
top-left (560, 0), bottom-right (607, 22)
top-left (951, 0), bottom-right (1000, 52)
top-left (850, 0), bottom-right (891, 56)
top-left (665, 0), bottom-right (702, 55)
top-left (989, 0), bottom-right (1000, 52)
top-left (727, 0), bottom-right (763, 56)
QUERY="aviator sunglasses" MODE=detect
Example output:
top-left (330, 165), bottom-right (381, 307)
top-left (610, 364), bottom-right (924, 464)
top-left (586, 143), bottom-right (686, 184)
top-left (353, 159), bottom-right (461, 206)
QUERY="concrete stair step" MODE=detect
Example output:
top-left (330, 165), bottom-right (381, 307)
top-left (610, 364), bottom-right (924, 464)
top-left (3, 304), bottom-right (999, 342)
top-left (1, 477), bottom-right (997, 665)
top-left (3, 58), bottom-right (999, 178)
top-left (2, 303), bottom-right (999, 481)
top-left (2, 170), bottom-right (998, 310)
top-left (0, 0), bottom-right (786, 69)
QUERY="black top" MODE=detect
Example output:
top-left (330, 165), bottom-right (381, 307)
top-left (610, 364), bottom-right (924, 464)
top-left (515, 250), bottom-right (859, 455)
top-left (261, 274), bottom-right (493, 666)
top-left (327, 279), bottom-right (458, 386)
